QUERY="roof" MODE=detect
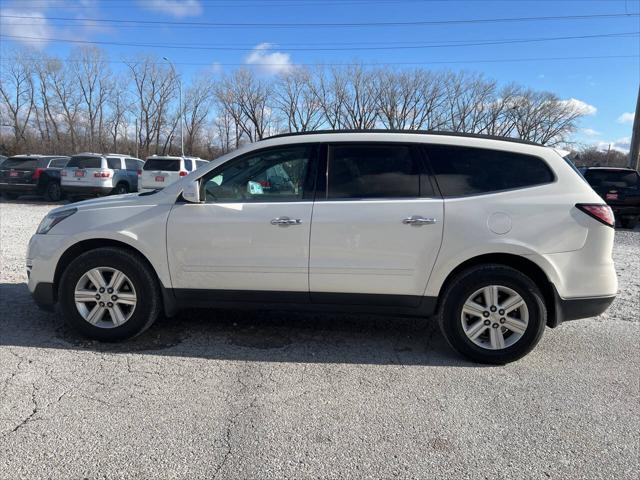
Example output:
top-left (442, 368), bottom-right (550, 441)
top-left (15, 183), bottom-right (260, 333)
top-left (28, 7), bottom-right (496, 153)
top-left (581, 166), bottom-right (636, 171)
top-left (264, 129), bottom-right (545, 147)
top-left (9, 154), bottom-right (68, 158)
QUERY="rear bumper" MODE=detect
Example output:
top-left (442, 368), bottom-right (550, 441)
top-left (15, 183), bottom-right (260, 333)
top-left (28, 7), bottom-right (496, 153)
top-left (549, 285), bottom-right (615, 327)
top-left (0, 182), bottom-right (39, 194)
top-left (61, 185), bottom-right (112, 195)
top-left (609, 205), bottom-right (640, 218)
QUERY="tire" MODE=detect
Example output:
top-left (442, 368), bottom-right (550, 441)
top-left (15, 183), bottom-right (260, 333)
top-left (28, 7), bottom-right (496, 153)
top-left (113, 182), bottom-right (129, 195)
top-left (44, 181), bottom-right (62, 202)
top-left (438, 264), bottom-right (547, 364)
top-left (58, 247), bottom-right (161, 341)
top-left (621, 218), bottom-right (638, 230)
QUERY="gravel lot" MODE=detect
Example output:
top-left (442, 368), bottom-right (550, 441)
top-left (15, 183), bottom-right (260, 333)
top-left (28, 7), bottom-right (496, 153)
top-left (1, 199), bottom-right (638, 479)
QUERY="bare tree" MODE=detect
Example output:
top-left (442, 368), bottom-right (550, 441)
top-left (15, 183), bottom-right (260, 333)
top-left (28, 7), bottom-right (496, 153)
top-left (0, 52), bottom-right (35, 151)
top-left (183, 75), bottom-right (214, 154)
top-left (273, 68), bottom-right (323, 132)
top-left (126, 56), bottom-right (177, 157)
top-left (71, 47), bottom-right (113, 152)
top-left (511, 90), bottom-right (585, 145)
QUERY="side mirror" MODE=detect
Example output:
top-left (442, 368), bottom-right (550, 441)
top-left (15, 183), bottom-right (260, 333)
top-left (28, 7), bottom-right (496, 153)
top-left (182, 179), bottom-right (201, 203)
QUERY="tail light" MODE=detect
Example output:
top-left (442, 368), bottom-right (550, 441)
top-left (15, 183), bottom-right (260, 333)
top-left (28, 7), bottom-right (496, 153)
top-left (137, 169), bottom-right (142, 176)
top-left (61, 170), bottom-right (67, 176)
top-left (94, 170), bottom-right (111, 178)
top-left (32, 168), bottom-right (44, 179)
top-left (576, 203), bottom-right (615, 228)
top-left (179, 170), bottom-right (188, 177)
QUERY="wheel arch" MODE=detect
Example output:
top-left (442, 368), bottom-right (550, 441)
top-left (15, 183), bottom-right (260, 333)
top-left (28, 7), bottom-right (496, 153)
top-left (53, 239), bottom-right (163, 304)
top-left (434, 253), bottom-right (559, 327)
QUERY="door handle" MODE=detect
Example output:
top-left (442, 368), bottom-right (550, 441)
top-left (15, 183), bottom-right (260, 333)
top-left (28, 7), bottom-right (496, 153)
top-left (402, 216), bottom-right (437, 226)
top-left (271, 216), bottom-right (302, 226)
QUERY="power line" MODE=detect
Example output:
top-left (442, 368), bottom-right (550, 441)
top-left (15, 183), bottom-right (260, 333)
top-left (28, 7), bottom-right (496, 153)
top-left (1, 12), bottom-right (638, 29)
top-left (1, 54), bottom-right (636, 68)
top-left (1, 31), bottom-right (637, 52)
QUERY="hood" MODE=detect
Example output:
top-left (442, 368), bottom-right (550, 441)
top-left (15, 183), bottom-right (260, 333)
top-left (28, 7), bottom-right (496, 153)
top-left (49, 190), bottom-right (172, 215)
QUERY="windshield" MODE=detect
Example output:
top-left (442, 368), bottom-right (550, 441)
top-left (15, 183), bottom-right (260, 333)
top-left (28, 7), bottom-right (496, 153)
top-left (2, 158), bottom-right (38, 169)
top-left (67, 156), bottom-right (102, 169)
top-left (144, 159), bottom-right (181, 171)
top-left (585, 170), bottom-right (640, 189)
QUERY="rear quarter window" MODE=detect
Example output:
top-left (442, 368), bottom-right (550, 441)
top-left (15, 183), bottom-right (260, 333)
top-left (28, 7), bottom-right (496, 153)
top-left (2, 158), bottom-right (38, 169)
top-left (144, 159), bottom-right (181, 171)
top-left (67, 156), bottom-right (103, 169)
top-left (426, 145), bottom-right (554, 197)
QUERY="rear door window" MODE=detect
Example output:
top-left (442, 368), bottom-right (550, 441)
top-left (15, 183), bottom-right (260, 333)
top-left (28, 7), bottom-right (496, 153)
top-left (144, 159), bottom-right (181, 171)
top-left (326, 144), bottom-right (422, 199)
top-left (66, 156), bottom-right (103, 169)
top-left (107, 157), bottom-right (123, 170)
top-left (426, 145), bottom-right (554, 197)
top-left (183, 159), bottom-right (194, 171)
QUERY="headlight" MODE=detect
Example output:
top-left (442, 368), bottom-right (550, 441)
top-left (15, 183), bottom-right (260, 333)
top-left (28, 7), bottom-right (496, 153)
top-left (36, 208), bottom-right (77, 234)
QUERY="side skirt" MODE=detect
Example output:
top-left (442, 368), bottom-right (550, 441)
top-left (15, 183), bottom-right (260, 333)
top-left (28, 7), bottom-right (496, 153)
top-left (166, 288), bottom-right (438, 318)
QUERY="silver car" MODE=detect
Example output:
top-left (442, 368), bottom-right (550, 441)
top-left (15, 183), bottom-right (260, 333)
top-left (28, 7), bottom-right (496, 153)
top-left (61, 153), bottom-right (144, 197)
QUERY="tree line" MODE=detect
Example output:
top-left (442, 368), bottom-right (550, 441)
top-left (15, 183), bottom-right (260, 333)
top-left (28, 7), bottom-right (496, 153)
top-left (1, 46), bottom-right (591, 159)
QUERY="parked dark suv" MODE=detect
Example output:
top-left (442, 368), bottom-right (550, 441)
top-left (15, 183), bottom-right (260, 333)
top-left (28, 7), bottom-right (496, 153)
top-left (0, 155), bottom-right (70, 201)
top-left (579, 167), bottom-right (640, 229)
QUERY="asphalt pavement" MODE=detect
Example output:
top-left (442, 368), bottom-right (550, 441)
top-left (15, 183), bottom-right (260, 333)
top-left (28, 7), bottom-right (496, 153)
top-left (1, 200), bottom-right (638, 479)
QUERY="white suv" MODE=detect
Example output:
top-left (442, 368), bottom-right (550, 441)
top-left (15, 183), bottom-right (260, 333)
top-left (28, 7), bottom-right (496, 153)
top-left (140, 155), bottom-right (207, 190)
top-left (61, 153), bottom-right (144, 197)
top-left (27, 132), bottom-right (617, 363)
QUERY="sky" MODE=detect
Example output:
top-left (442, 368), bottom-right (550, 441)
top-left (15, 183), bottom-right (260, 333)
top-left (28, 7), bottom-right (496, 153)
top-left (1, 0), bottom-right (639, 151)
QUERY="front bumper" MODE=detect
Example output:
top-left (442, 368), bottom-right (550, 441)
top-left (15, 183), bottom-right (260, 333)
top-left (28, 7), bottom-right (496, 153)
top-left (31, 282), bottom-right (56, 311)
top-left (61, 185), bottom-right (113, 195)
top-left (549, 285), bottom-right (615, 327)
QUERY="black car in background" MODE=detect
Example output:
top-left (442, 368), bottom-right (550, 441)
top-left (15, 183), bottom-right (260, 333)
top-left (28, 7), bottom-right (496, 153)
top-left (0, 155), bottom-right (70, 201)
top-left (579, 166), bottom-right (640, 229)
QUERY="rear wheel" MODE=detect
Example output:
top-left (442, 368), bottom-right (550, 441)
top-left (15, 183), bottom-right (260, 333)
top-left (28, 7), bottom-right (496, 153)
top-left (113, 183), bottom-right (128, 195)
top-left (44, 181), bottom-right (62, 202)
top-left (59, 247), bottom-right (161, 341)
top-left (438, 264), bottom-right (546, 364)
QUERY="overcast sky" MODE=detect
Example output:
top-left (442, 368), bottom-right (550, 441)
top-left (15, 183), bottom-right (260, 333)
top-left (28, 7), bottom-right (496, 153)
top-left (1, 0), bottom-right (638, 151)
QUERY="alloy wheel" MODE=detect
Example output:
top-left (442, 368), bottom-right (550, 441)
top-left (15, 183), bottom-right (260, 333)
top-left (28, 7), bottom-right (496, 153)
top-left (460, 285), bottom-right (529, 350)
top-left (74, 267), bottom-right (137, 328)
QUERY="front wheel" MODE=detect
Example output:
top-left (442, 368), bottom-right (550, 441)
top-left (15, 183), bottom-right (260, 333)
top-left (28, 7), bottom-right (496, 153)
top-left (59, 247), bottom-right (161, 341)
top-left (438, 265), bottom-right (546, 364)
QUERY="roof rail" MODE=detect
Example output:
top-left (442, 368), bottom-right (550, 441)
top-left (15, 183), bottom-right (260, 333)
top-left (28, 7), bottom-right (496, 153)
top-left (264, 129), bottom-right (544, 147)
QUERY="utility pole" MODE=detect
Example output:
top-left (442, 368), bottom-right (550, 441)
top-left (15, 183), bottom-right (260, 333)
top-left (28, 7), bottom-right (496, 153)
top-left (629, 85), bottom-right (640, 170)
top-left (163, 57), bottom-right (184, 157)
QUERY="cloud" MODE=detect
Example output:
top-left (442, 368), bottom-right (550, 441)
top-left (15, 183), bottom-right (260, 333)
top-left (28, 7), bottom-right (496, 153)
top-left (583, 128), bottom-right (601, 137)
top-left (559, 98), bottom-right (597, 116)
top-left (0, 8), bottom-right (52, 48)
top-left (139, 0), bottom-right (203, 18)
top-left (245, 43), bottom-right (293, 75)
top-left (596, 137), bottom-right (631, 153)
top-left (210, 62), bottom-right (223, 75)
top-left (617, 112), bottom-right (635, 124)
